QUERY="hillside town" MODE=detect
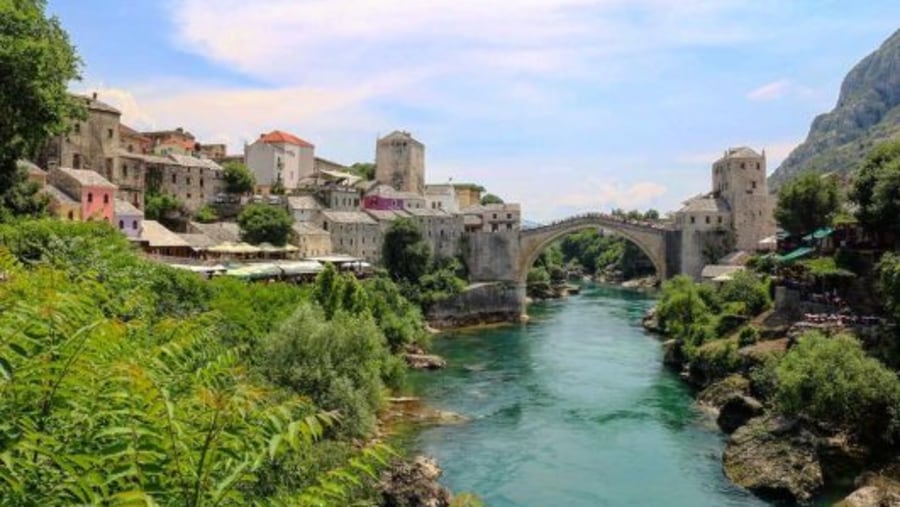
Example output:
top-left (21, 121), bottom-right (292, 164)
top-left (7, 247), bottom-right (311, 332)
top-left (25, 93), bottom-right (521, 277)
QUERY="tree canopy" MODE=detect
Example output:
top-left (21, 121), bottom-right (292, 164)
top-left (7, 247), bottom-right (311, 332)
top-left (222, 161), bottom-right (255, 194)
top-left (849, 140), bottom-right (900, 238)
top-left (348, 162), bottom-right (375, 180)
top-left (480, 193), bottom-right (504, 205)
top-left (237, 203), bottom-right (293, 245)
top-left (0, 0), bottom-right (82, 220)
top-left (382, 217), bottom-right (431, 283)
top-left (774, 171), bottom-right (841, 237)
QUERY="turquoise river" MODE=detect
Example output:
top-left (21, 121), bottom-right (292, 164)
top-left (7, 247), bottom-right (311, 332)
top-left (408, 284), bottom-right (777, 507)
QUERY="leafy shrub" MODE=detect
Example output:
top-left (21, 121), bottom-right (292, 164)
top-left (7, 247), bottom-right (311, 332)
top-left (738, 326), bottom-right (760, 347)
top-left (692, 338), bottom-right (742, 379)
top-left (194, 203), bottom-right (218, 223)
top-left (775, 332), bottom-right (900, 440)
top-left (719, 271), bottom-right (770, 316)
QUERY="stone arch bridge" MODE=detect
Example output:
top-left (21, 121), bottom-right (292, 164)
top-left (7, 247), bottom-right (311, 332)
top-left (517, 213), bottom-right (680, 286)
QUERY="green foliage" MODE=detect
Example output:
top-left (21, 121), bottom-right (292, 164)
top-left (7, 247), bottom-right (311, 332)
top-left (270, 176), bottom-right (285, 196)
top-left (238, 204), bottom-right (293, 246)
top-left (800, 256), bottom-right (856, 279)
top-left (718, 271), bottom-right (771, 316)
top-left (222, 161), bottom-right (255, 195)
top-left (850, 140), bottom-right (900, 237)
top-left (775, 171), bottom-right (842, 237)
top-left (209, 276), bottom-right (308, 347)
top-left (382, 217), bottom-right (431, 283)
top-left (738, 326), bottom-right (760, 347)
top-left (418, 258), bottom-right (467, 309)
top-left (258, 303), bottom-right (393, 438)
top-left (362, 276), bottom-right (429, 353)
top-left (145, 192), bottom-right (186, 229)
top-left (347, 162), bottom-right (375, 180)
top-left (746, 254), bottom-right (779, 275)
top-left (451, 493), bottom-right (487, 507)
top-left (0, 0), bottom-right (82, 219)
top-left (480, 193), bottom-right (504, 205)
top-left (194, 203), bottom-right (219, 223)
top-left (557, 228), bottom-right (654, 277)
top-left (877, 252), bottom-right (900, 321)
top-left (775, 332), bottom-right (900, 440)
top-left (694, 338), bottom-right (743, 378)
top-left (656, 276), bottom-right (713, 338)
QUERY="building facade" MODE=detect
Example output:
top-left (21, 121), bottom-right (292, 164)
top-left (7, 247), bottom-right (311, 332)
top-left (319, 210), bottom-right (380, 260)
top-left (114, 199), bottom-right (143, 238)
top-left (245, 130), bottom-right (315, 193)
top-left (425, 184), bottom-right (459, 213)
top-left (461, 203), bottom-right (521, 233)
top-left (711, 147), bottom-right (776, 251)
top-left (47, 168), bottom-right (117, 224)
top-left (291, 222), bottom-right (332, 257)
top-left (406, 207), bottom-right (464, 259)
top-left (452, 183), bottom-right (483, 209)
top-left (375, 131), bottom-right (425, 194)
top-left (41, 94), bottom-right (121, 180)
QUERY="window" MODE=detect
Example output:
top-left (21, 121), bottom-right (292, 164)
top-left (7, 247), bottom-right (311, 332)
top-left (132, 220), bottom-right (138, 230)
top-left (106, 158), bottom-right (113, 174)
top-left (756, 162), bottom-right (761, 170)
top-left (127, 144), bottom-right (133, 153)
top-left (705, 216), bottom-right (710, 224)
top-left (752, 181), bottom-right (757, 189)
top-left (122, 165), bottom-right (128, 178)
top-left (73, 154), bottom-right (82, 169)
top-left (507, 213), bottom-right (512, 219)
top-left (186, 193), bottom-right (191, 199)
top-left (87, 192), bottom-right (93, 203)
top-left (718, 216), bottom-right (723, 224)
top-left (493, 213), bottom-right (498, 219)
top-left (171, 174), bottom-right (177, 184)
top-left (118, 220), bottom-right (124, 229)
top-left (690, 216), bottom-right (695, 224)
top-left (186, 177), bottom-right (191, 185)
top-left (73, 123), bottom-right (81, 134)
top-left (740, 162), bottom-right (746, 169)
top-left (67, 211), bottom-right (74, 220)
top-left (492, 224), bottom-right (499, 232)
top-left (107, 128), bottom-right (114, 139)
top-left (200, 178), bottom-right (204, 188)
top-left (103, 194), bottom-right (109, 204)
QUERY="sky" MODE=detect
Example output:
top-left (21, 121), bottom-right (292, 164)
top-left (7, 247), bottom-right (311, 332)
top-left (47, 1), bottom-right (900, 221)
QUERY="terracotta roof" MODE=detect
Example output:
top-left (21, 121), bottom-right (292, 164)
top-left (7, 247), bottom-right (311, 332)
top-left (259, 130), bottom-right (314, 148)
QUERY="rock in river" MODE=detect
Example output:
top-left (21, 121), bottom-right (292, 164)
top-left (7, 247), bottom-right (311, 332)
top-left (405, 353), bottom-right (447, 370)
top-left (716, 394), bottom-right (764, 434)
top-left (381, 455), bottom-right (452, 507)
top-left (723, 415), bottom-right (824, 504)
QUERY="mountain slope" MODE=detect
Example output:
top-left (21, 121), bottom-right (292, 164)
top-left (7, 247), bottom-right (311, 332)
top-left (769, 29), bottom-right (900, 189)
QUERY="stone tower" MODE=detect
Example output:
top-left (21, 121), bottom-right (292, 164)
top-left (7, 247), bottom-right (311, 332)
top-left (375, 131), bottom-right (425, 194)
top-left (712, 147), bottom-right (776, 251)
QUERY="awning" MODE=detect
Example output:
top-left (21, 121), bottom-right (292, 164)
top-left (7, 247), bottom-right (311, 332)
top-left (278, 261), bottom-right (324, 276)
top-left (225, 263), bottom-right (282, 279)
top-left (802, 227), bottom-right (834, 241)
top-left (777, 246), bottom-right (814, 263)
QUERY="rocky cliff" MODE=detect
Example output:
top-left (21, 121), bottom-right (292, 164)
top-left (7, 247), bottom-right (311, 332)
top-left (769, 29), bottom-right (900, 189)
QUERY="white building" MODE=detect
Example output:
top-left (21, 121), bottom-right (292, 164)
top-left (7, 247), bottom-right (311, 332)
top-left (244, 130), bottom-right (315, 194)
top-left (425, 184), bottom-right (459, 214)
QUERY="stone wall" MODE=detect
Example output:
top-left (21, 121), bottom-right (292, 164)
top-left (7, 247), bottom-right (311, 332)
top-left (462, 230), bottom-right (519, 282)
top-left (426, 282), bottom-right (522, 329)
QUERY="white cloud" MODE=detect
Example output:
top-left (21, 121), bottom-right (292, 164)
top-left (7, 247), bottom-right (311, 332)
top-left (746, 79), bottom-right (792, 101)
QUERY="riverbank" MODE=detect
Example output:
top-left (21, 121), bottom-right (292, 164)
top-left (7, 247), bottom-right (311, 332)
top-left (643, 275), bottom-right (900, 505)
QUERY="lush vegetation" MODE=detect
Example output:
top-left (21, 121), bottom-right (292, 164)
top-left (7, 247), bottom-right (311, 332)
top-left (850, 140), bottom-right (900, 239)
top-left (144, 192), bottom-right (186, 229)
top-left (237, 204), bottom-right (293, 246)
top-left (348, 162), bottom-right (376, 180)
top-left (222, 161), bottom-right (255, 195)
top-left (0, 0), bottom-right (82, 221)
top-left (774, 171), bottom-right (841, 237)
top-left (480, 193), bottom-right (504, 205)
top-left (194, 203), bottom-right (219, 223)
top-left (0, 219), bottom-right (443, 505)
top-left (381, 218), bottom-right (466, 309)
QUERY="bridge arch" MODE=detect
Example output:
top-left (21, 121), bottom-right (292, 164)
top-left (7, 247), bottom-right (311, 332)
top-left (516, 214), bottom-right (670, 288)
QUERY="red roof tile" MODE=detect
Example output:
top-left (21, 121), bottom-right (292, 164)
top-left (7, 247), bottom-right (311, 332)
top-left (260, 130), bottom-right (314, 148)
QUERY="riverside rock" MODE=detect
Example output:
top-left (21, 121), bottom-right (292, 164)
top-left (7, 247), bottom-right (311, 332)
top-left (405, 353), bottom-right (447, 370)
top-left (716, 394), bottom-right (764, 434)
top-left (381, 455), bottom-right (452, 507)
top-left (723, 416), bottom-right (824, 504)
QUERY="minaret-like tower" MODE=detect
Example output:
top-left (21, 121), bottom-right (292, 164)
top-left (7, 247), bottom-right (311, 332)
top-left (375, 131), bottom-right (425, 194)
top-left (712, 147), bottom-right (775, 251)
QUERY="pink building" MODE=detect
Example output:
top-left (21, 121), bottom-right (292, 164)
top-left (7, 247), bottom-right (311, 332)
top-left (48, 168), bottom-right (117, 224)
top-left (363, 194), bottom-right (404, 211)
top-left (362, 184), bottom-right (425, 211)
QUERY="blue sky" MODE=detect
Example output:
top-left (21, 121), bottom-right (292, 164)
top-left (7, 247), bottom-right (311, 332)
top-left (48, 0), bottom-right (900, 220)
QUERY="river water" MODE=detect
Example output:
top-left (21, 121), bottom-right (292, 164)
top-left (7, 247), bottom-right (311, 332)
top-left (407, 283), bottom-right (771, 507)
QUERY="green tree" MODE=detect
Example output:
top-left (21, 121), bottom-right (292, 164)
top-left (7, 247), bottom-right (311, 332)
top-left (718, 270), bottom-right (770, 316)
top-left (849, 140), bottom-right (900, 238)
top-left (0, 0), bottom-right (82, 219)
top-left (382, 217), bottom-right (431, 283)
top-left (270, 175), bottom-right (286, 195)
top-left (775, 332), bottom-right (900, 441)
top-left (348, 162), bottom-right (375, 180)
top-left (774, 172), bottom-right (841, 237)
top-left (222, 161), bottom-right (255, 194)
top-left (480, 193), bottom-right (504, 205)
top-left (194, 203), bottom-right (218, 223)
top-left (237, 203), bottom-right (293, 246)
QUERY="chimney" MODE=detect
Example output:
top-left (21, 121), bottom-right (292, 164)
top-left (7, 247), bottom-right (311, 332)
top-left (92, 92), bottom-right (97, 100)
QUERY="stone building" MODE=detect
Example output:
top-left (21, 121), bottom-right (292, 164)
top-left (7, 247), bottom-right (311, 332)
top-left (315, 156), bottom-right (349, 173)
top-left (287, 195), bottom-right (323, 222)
top-left (41, 94), bottom-right (121, 179)
top-left (120, 124), bottom-right (151, 155)
top-left (245, 130), bottom-right (315, 194)
top-left (675, 146), bottom-right (777, 278)
top-left (119, 152), bottom-right (225, 212)
top-left (198, 143), bottom-right (227, 160)
top-left (461, 203), bottom-right (521, 233)
top-left (375, 131), bottom-right (425, 194)
top-left (318, 182), bottom-right (361, 211)
top-left (143, 127), bottom-right (197, 156)
top-left (47, 168), bottom-right (117, 224)
top-left (319, 210), bottom-right (380, 260)
top-left (291, 222), bottom-right (332, 257)
top-left (406, 207), bottom-right (464, 259)
top-left (711, 147), bottom-right (776, 251)
top-left (425, 184), bottom-right (459, 213)
top-left (452, 183), bottom-right (483, 209)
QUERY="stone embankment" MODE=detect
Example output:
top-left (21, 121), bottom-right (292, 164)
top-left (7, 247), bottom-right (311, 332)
top-left (426, 282), bottom-right (522, 329)
top-left (381, 455), bottom-right (452, 507)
